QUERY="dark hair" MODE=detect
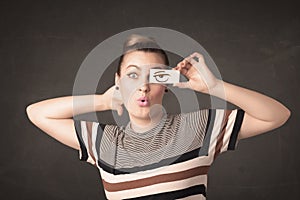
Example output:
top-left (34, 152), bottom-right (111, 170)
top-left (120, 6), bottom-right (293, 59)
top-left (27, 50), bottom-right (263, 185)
top-left (117, 34), bottom-right (169, 76)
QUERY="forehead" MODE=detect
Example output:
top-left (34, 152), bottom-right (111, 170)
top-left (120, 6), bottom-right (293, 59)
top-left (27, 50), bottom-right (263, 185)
top-left (121, 51), bottom-right (166, 70)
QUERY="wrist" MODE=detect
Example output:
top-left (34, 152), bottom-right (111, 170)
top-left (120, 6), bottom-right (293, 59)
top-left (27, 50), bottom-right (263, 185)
top-left (94, 94), bottom-right (110, 111)
top-left (206, 79), bottom-right (225, 96)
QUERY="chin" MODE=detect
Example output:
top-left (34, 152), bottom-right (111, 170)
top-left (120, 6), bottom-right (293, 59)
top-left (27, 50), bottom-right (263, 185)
top-left (135, 109), bottom-right (151, 118)
top-left (127, 107), bottom-right (151, 119)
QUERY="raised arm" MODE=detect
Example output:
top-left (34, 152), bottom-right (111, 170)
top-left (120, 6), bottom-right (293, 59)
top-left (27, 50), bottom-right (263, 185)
top-left (173, 52), bottom-right (291, 140)
top-left (209, 80), bottom-right (291, 140)
top-left (26, 86), bottom-right (123, 150)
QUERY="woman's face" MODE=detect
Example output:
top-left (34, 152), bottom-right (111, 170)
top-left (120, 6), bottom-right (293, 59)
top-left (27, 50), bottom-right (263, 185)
top-left (116, 51), bottom-right (167, 120)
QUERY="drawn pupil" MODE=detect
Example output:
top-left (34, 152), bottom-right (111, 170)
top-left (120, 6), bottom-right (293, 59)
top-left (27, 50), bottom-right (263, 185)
top-left (154, 73), bottom-right (170, 82)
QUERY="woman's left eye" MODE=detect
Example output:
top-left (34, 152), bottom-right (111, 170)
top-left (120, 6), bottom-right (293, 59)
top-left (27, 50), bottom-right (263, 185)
top-left (153, 73), bottom-right (170, 82)
top-left (127, 73), bottom-right (138, 79)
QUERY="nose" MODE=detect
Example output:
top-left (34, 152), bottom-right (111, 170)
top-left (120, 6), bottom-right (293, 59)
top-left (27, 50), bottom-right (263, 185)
top-left (138, 83), bottom-right (150, 93)
top-left (138, 75), bottom-right (150, 93)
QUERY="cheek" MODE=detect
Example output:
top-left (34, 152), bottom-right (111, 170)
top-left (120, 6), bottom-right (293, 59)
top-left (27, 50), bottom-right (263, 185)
top-left (120, 80), bottom-right (132, 92)
top-left (119, 79), bottom-right (138, 101)
top-left (119, 77), bottom-right (147, 95)
top-left (151, 85), bottom-right (165, 97)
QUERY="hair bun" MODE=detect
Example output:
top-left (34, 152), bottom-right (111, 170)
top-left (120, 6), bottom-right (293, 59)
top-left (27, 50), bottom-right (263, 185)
top-left (123, 34), bottom-right (162, 53)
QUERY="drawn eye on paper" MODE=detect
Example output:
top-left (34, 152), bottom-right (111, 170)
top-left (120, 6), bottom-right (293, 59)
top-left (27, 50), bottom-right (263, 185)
top-left (153, 71), bottom-right (171, 82)
top-left (149, 69), bottom-right (180, 84)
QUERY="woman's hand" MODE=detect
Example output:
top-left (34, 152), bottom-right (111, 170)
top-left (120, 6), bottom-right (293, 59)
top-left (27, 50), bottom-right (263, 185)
top-left (102, 85), bottom-right (124, 116)
top-left (173, 52), bottom-right (222, 94)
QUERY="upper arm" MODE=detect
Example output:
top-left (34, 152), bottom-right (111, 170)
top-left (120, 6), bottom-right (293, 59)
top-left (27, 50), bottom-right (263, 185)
top-left (27, 108), bottom-right (80, 150)
top-left (238, 112), bottom-right (290, 140)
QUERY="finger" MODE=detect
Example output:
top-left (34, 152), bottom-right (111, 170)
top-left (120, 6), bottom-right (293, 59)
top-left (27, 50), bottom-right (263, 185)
top-left (190, 52), bottom-right (205, 63)
top-left (173, 65), bottom-right (180, 70)
top-left (185, 56), bottom-right (198, 66)
top-left (179, 68), bottom-right (188, 76)
top-left (113, 89), bottom-right (123, 101)
top-left (191, 52), bottom-right (204, 58)
top-left (175, 61), bottom-right (183, 69)
top-left (176, 58), bottom-right (188, 67)
top-left (183, 59), bottom-right (193, 69)
top-left (176, 60), bottom-right (190, 72)
top-left (173, 61), bottom-right (186, 73)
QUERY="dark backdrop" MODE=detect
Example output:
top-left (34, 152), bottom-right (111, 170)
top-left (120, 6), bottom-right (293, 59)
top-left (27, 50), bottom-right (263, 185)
top-left (0, 0), bottom-right (299, 199)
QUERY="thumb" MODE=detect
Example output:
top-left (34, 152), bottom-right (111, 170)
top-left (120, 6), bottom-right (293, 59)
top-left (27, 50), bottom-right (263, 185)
top-left (116, 105), bottom-right (123, 116)
top-left (173, 81), bottom-right (191, 89)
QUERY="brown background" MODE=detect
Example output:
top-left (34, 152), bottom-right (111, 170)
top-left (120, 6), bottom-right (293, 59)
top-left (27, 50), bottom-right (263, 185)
top-left (0, 0), bottom-right (299, 199)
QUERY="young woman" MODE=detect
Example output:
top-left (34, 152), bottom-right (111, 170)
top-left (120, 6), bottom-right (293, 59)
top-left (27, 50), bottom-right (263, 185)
top-left (26, 34), bottom-right (291, 199)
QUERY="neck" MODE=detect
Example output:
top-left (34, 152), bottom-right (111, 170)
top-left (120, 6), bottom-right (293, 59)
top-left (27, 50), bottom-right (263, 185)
top-left (130, 109), bottom-right (164, 133)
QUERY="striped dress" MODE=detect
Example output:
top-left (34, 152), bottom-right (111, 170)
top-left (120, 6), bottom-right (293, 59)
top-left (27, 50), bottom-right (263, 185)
top-left (74, 108), bottom-right (245, 199)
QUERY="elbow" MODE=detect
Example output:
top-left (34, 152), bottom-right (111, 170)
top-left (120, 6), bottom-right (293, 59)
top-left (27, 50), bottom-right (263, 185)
top-left (26, 104), bottom-right (34, 122)
top-left (276, 108), bottom-right (291, 128)
top-left (284, 108), bottom-right (291, 123)
top-left (26, 104), bottom-right (39, 123)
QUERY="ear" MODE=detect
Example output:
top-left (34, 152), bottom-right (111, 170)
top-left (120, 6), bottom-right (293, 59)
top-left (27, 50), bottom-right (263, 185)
top-left (115, 72), bottom-right (120, 86)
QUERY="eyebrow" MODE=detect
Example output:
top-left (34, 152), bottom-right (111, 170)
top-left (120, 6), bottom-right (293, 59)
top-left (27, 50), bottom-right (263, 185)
top-left (154, 70), bottom-right (166, 74)
top-left (126, 65), bottom-right (140, 70)
top-left (126, 65), bottom-right (167, 70)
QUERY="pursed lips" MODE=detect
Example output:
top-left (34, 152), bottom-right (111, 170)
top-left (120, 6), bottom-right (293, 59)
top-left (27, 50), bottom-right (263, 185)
top-left (137, 96), bottom-right (150, 106)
